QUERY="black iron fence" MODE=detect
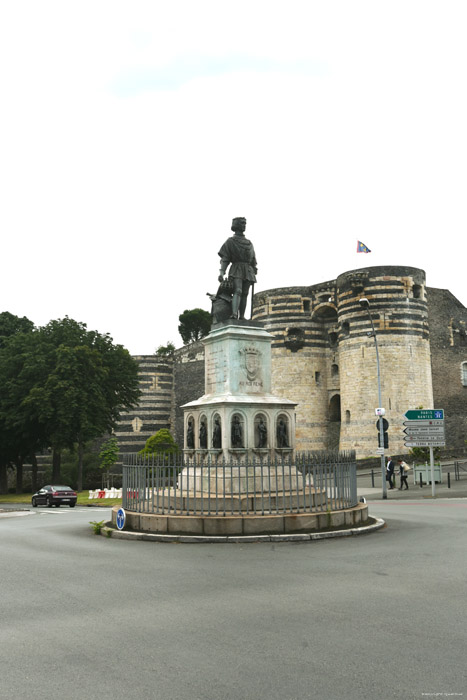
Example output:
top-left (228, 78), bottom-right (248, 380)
top-left (122, 451), bottom-right (357, 516)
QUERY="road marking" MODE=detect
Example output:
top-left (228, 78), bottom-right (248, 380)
top-left (39, 509), bottom-right (74, 514)
top-left (366, 500), bottom-right (467, 507)
top-left (38, 508), bottom-right (93, 514)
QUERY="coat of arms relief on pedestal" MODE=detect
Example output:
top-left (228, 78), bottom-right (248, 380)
top-left (239, 346), bottom-right (262, 383)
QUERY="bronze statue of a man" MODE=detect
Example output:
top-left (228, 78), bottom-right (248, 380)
top-left (218, 217), bottom-right (257, 320)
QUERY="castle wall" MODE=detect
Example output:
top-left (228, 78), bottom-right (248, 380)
top-left (427, 288), bottom-right (467, 447)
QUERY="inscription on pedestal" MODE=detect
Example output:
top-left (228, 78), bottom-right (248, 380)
top-left (206, 346), bottom-right (228, 393)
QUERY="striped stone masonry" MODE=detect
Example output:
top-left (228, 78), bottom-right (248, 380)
top-left (252, 266), bottom-right (436, 458)
top-left (115, 355), bottom-right (174, 455)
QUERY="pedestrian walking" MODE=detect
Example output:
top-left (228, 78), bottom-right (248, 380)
top-left (398, 459), bottom-right (410, 490)
top-left (386, 457), bottom-right (396, 489)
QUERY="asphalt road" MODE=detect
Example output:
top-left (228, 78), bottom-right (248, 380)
top-left (1, 501), bottom-right (466, 700)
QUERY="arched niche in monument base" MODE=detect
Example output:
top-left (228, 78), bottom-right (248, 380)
top-left (254, 412), bottom-right (269, 449)
top-left (186, 415), bottom-right (195, 449)
top-left (211, 414), bottom-right (222, 449)
top-left (230, 411), bottom-right (246, 449)
top-left (199, 415), bottom-right (208, 450)
top-left (276, 413), bottom-right (290, 449)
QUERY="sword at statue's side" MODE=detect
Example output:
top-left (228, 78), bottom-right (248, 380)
top-left (250, 283), bottom-right (255, 319)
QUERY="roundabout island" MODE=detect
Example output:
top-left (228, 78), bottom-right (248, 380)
top-left (111, 217), bottom-right (382, 542)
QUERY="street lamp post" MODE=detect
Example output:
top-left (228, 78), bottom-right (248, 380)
top-left (359, 298), bottom-right (388, 499)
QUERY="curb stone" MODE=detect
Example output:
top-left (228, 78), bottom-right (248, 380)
top-left (100, 517), bottom-right (386, 543)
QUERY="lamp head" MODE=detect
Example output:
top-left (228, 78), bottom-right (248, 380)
top-left (359, 297), bottom-right (370, 308)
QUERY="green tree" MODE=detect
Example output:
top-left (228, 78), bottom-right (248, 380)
top-left (0, 316), bottom-right (141, 492)
top-left (155, 341), bottom-right (176, 357)
top-left (0, 311), bottom-right (34, 349)
top-left (98, 436), bottom-right (120, 488)
top-left (30, 319), bottom-right (140, 489)
top-left (138, 429), bottom-right (179, 457)
top-left (0, 315), bottom-right (43, 493)
top-left (178, 308), bottom-right (211, 345)
top-left (99, 436), bottom-right (120, 470)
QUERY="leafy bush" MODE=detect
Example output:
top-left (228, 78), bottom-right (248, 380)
top-left (138, 429), bottom-right (179, 457)
top-left (409, 446), bottom-right (441, 463)
top-left (89, 520), bottom-right (105, 535)
top-left (155, 342), bottom-right (175, 357)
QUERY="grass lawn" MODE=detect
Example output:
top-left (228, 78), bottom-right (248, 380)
top-left (0, 492), bottom-right (122, 507)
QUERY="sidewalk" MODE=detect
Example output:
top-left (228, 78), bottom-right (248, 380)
top-left (357, 461), bottom-right (467, 500)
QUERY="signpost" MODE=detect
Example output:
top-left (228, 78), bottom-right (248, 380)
top-left (403, 409), bottom-right (445, 496)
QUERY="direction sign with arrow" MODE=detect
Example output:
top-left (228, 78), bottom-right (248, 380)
top-left (403, 408), bottom-right (445, 447)
top-left (404, 409), bottom-right (444, 420)
top-left (403, 426), bottom-right (445, 435)
top-left (403, 420), bottom-right (444, 427)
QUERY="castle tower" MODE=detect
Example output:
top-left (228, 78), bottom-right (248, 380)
top-left (252, 266), bottom-right (434, 458)
top-left (252, 282), bottom-right (340, 452)
top-left (337, 266), bottom-right (433, 457)
top-left (114, 355), bottom-right (173, 457)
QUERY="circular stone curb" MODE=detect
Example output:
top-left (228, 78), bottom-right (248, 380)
top-left (0, 509), bottom-right (34, 518)
top-left (101, 517), bottom-right (385, 543)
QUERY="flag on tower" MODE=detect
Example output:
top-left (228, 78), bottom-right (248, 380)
top-left (357, 241), bottom-right (371, 253)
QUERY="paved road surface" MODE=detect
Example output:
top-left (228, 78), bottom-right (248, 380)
top-left (1, 502), bottom-right (466, 700)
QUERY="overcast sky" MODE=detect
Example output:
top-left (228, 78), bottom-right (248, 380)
top-left (1, 1), bottom-right (466, 355)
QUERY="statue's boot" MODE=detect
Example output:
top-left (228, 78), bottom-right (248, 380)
top-left (238, 294), bottom-right (248, 320)
top-left (231, 292), bottom-right (241, 319)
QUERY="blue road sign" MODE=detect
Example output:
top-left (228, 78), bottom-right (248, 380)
top-left (116, 507), bottom-right (126, 531)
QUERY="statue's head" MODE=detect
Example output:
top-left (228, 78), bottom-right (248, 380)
top-left (231, 217), bottom-right (247, 233)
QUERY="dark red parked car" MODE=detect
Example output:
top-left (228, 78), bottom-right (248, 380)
top-left (32, 485), bottom-right (77, 508)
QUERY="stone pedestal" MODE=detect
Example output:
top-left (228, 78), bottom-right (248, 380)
top-left (182, 321), bottom-right (297, 460)
top-left (177, 465), bottom-right (300, 494)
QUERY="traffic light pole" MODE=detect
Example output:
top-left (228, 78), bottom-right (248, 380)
top-left (360, 299), bottom-right (387, 499)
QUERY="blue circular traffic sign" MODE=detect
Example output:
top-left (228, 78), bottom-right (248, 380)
top-left (116, 507), bottom-right (126, 530)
